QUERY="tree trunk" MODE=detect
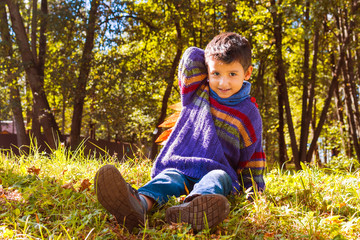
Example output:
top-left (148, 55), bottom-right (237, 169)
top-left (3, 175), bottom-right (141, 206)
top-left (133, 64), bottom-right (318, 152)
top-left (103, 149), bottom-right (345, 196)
top-left (342, 61), bottom-right (360, 161)
top-left (355, 33), bottom-right (360, 86)
top-left (334, 69), bottom-right (349, 156)
top-left (270, 0), bottom-right (300, 170)
top-left (299, 0), bottom-right (310, 164)
top-left (337, 6), bottom-right (360, 161)
top-left (69, 0), bottom-right (100, 149)
top-left (299, 0), bottom-right (320, 164)
top-left (272, 5), bottom-right (286, 168)
top-left (30, 0), bottom-right (42, 144)
top-left (150, 20), bottom-right (183, 160)
top-left (277, 93), bottom-right (287, 168)
top-left (311, 98), bottom-right (321, 164)
top-left (187, 0), bottom-right (196, 46)
top-left (31, 0), bottom-right (38, 62)
top-left (303, 30), bottom-right (319, 163)
top-left (225, 0), bottom-right (236, 32)
top-left (31, 0), bottom-right (48, 148)
top-left (349, 0), bottom-right (360, 137)
top-left (341, 39), bottom-right (360, 159)
top-left (6, 0), bottom-right (62, 149)
top-left (306, 47), bottom-right (346, 162)
top-left (198, 0), bottom-right (203, 48)
top-left (38, 0), bottom-right (47, 78)
top-left (255, 53), bottom-right (268, 103)
top-left (343, 5), bottom-right (360, 140)
top-left (0, 1), bottom-right (28, 149)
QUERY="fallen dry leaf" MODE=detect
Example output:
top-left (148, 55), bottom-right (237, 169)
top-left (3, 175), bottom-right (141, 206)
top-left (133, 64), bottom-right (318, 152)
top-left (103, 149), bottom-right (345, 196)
top-left (27, 166), bottom-right (40, 175)
top-left (0, 189), bottom-right (24, 203)
top-left (264, 232), bottom-right (275, 238)
top-left (339, 202), bottom-right (346, 208)
top-left (79, 179), bottom-right (91, 192)
top-left (61, 181), bottom-right (76, 190)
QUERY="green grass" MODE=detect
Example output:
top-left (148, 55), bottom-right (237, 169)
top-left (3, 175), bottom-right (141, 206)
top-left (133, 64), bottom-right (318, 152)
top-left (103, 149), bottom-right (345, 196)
top-left (0, 145), bottom-right (360, 239)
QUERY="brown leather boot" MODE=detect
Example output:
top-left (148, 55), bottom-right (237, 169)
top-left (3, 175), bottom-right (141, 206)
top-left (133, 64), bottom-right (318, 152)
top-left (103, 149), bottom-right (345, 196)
top-left (94, 164), bottom-right (146, 232)
top-left (165, 194), bottom-right (230, 231)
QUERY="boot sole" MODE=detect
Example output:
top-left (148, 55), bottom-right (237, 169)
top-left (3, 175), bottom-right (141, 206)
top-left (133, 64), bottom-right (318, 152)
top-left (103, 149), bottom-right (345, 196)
top-left (165, 194), bottom-right (230, 231)
top-left (94, 165), bottom-right (145, 231)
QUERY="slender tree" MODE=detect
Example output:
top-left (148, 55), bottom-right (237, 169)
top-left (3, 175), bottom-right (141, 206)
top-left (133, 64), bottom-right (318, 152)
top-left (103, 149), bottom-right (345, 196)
top-left (69, 0), bottom-right (100, 148)
top-left (0, 1), bottom-right (28, 150)
top-left (306, 43), bottom-right (347, 162)
top-left (270, 0), bottom-right (300, 169)
top-left (299, 0), bottom-right (321, 164)
top-left (5, 0), bottom-right (62, 149)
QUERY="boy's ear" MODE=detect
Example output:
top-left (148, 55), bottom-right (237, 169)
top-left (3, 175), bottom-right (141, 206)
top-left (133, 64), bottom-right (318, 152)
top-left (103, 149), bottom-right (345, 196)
top-left (244, 66), bottom-right (253, 80)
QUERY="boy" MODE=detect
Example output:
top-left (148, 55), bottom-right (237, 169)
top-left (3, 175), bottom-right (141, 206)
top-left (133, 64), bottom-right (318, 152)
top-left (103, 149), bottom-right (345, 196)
top-left (94, 32), bottom-right (266, 232)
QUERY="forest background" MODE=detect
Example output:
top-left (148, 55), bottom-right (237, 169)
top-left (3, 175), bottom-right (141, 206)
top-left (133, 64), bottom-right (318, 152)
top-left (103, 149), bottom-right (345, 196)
top-left (0, 0), bottom-right (359, 170)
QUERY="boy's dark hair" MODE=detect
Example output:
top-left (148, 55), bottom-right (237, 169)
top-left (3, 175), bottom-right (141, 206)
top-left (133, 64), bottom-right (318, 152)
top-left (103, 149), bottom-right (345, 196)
top-left (205, 32), bottom-right (252, 70)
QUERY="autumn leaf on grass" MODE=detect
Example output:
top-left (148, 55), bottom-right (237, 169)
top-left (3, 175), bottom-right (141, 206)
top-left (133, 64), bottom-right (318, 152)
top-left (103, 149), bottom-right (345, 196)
top-left (264, 232), bottom-right (275, 238)
top-left (168, 222), bottom-right (186, 230)
top-left (79, 179), bottom-right (91, 192)
top-left (61, 181), bottom-right (76, 191)
top-left (339, 202), bottom-right (346, 208)
top-left (35, 213), bottom-right (40, 223)
top-left (27, 166), bottom-right (40, 175)
top-left (0, 188), bottom-right (24, 203)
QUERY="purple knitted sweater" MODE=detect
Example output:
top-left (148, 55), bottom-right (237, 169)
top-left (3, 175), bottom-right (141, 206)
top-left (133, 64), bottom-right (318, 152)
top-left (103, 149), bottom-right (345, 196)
top-left (151, 47), bottom-right (266, 192)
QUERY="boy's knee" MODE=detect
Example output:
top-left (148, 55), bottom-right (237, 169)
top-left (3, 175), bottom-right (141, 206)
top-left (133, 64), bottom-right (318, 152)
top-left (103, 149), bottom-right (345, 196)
top-left (158, 168), bottom-right (185, 183)
top-left (209, 169), bottom-right (232, 190)
top-left (210, 169), bottom-right (231, 181)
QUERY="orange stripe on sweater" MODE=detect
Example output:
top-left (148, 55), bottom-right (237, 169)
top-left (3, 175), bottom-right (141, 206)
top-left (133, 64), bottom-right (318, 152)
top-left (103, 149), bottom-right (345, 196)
top-left (210, 107), bottom-right (252, 147)
top-left (244, 160), bottom-right (266, 168)
top-left (183, 73), bottom-right (207, 86)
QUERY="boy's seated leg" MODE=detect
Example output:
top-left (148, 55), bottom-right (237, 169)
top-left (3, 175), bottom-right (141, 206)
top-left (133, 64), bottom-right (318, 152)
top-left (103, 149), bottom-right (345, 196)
top-left (138, 168), bottom-right (193, 206)
top-left (94, 164), bottom-right (146, 232)
top-left (186, 169), bottom-right (232, 201)
top-left (165, 169), bottom-right (232, 231)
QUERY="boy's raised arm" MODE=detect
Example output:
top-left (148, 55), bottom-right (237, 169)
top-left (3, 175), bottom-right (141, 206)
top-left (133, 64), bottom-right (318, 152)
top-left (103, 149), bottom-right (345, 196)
top-left (178, 47), bottom-right (208, 106)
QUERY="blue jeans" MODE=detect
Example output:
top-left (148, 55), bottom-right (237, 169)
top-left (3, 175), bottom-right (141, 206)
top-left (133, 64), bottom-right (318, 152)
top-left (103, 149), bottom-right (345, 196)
top-left (138, 168), bottom-right (232, 205)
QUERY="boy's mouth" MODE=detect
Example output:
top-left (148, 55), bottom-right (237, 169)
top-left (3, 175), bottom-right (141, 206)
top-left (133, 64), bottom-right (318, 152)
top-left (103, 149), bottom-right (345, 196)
top-left (218, 88), bottom-right (231, 93)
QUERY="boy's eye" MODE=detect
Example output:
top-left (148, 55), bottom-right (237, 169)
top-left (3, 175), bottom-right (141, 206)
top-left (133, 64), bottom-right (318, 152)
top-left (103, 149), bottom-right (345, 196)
top-left (212, 72), bottom-right (220, 76)
top-left (230, 72), bottom-right (237, 76)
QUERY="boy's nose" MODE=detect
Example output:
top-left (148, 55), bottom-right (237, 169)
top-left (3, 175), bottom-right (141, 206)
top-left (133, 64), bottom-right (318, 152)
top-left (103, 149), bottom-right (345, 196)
top-left (218, 77), bottom-right (229, 86)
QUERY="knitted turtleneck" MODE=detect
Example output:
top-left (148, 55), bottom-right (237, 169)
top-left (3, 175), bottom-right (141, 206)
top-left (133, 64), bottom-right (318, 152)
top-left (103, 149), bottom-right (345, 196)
top-left (151, 47), bottom-right (266, 192)
top-left (209, 81), bottom-right (251, 106)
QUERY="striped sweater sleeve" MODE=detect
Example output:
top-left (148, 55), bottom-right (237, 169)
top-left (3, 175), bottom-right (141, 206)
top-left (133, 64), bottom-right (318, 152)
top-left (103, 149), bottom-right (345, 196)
top-left (178, 47), bottom-right (208, 106)
top-left (237, 140), bottom-right (266, 192)
top-left (236, 108), bottom-right (266, 193)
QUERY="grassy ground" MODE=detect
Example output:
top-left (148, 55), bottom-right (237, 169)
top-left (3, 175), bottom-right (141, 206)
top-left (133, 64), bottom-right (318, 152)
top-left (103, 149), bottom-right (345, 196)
top-left (0, 145), bottom-right (359, 239)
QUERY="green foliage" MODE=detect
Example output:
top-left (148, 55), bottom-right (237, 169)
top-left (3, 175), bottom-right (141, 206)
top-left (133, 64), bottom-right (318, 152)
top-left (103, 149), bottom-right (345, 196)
top-left (1, 147), bottom-right (359, 239)
top-left (1, 0), bottom-right (359, 163)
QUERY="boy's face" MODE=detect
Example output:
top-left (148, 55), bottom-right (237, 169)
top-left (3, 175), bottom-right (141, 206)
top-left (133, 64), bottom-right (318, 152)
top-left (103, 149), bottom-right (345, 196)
top-left (207, 56), bottom-right (253, 99)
